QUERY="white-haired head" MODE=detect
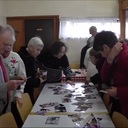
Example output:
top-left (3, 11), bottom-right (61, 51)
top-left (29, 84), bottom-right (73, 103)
top-left (89, 26), bottom-right (97, 36)
top-left (5, 24), bottom-right (16, 43)
top-left (27, 37), bottom-right (44, 48)
top-left (27, 37), bottom-right (44, 58)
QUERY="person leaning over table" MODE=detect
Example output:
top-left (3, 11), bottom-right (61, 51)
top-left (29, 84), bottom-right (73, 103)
top-left (38, 41), bottom-right (75, 84)
top-left (0, 25), bottom-right (26, 115)
top-left (89, 48), bottom-right (105, 88)
top-left (18, 37), bottom-right (45, 105)
top-left (93, 30), bottom-right (128, 118)
top-left (2, 25), bottom-right (27, 108)
top-left (84, 47), bottom-right (99, 85)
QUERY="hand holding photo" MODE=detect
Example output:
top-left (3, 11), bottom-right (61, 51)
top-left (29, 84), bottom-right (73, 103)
top-left (39, 70), bottom-right (47, 81)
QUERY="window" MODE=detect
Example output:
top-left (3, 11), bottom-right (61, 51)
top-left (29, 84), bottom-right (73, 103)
top-left (59, 18), bottom-right (120, 39)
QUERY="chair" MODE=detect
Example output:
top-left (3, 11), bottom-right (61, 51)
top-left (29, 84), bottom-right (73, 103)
top-left (16, 93), bottom-right (33, 123)
top-left (0, 112), bottom-right (17, 127)
top-left (112, 111), bottom-right (128, 128)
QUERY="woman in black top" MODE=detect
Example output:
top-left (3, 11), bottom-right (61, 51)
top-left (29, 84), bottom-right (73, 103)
top-left (38, 41), bottom-right (75, 83)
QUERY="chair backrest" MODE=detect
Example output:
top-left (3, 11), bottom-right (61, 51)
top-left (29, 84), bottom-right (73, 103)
top-left (0, 112), bottom-right (17, 127)
top-left (16, 93), bottom-right (33, 122)
top-left (112, 111), bottom-right (128, 128)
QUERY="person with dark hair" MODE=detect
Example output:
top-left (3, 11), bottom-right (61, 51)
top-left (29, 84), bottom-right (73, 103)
top-left (93, 30), bottom-right (128, 118)
top-left (80, 26), bottom-right (97, 69)
top-left (38, 41), bottom-right (75, 83)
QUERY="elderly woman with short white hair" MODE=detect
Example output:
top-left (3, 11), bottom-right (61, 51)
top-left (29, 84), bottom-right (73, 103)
top-left (18, 37), bottom-right (44, 104)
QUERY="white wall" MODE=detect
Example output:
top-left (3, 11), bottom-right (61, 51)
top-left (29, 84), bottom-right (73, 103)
top-left (0, 0), bottom-right (6, 26)
top-left (4, 0), bottom-right (118, 18)
top-left (2, 0), bottom-right (119, 66)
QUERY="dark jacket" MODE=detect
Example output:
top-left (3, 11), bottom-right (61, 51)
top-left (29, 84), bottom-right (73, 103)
top-left (38, 51), bottom-right (75, 82)
top-left (18, 46), bottom-right (41, 104)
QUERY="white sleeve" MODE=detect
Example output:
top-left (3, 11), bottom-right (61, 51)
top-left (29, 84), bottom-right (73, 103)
top-left (14, 54), bottom-right (27, 98)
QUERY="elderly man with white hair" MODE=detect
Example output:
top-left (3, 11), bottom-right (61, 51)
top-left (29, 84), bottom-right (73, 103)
top-left (2, 25), bottom-right (27, 108)
top-left (18, 37), bottom-right (44, 104)
top-left (80, 26), bottom-right (97, 69)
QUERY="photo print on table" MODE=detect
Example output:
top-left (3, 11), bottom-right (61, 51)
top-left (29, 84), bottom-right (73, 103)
top-left (85, 94), bottom-right (96, 99)
top-left (83, 88), bottom-right (93, 94)
top-left (39, 102), bottom-right (58, 108)
top-left (36, 108), bottom-right (50, 115)
top-left (62, 97), bottom-right (71, 103)
top-left (45, 117), bottom-right (60, 125)
top-left (54, 104), bottom-right (67, 112)
top-left (81, 113), bottom-right (102, 128)
top-left (75, 97), bottom-right (87, 101)
top-left (68, 114), bottom-right (84, 122)
top-left (74, 103), bottom-right (93, 112)
top-left (72, 102), bottom-right (93, 107)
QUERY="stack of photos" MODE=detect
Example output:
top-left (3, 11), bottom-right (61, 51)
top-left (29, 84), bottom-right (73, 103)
top-left (81, 113), bottom-right (102, 128)
top-left (36, 102), bottom-right (59, 115)
top-left (49, 86), bottom-right (76, 95)
top-left (68, 113), bottom-right (102, 128)
top-left (54, 104), bottom-right (66, 112)
top-left (82, 88), bottom-right (93, 94)
top-left (68, 114), bottom-right (84, 122)
top-left (75, 94), bottom-right (96, 102)
top-left (37, 102), bottom-right (67, 114)
top-left (72, 102), bottom-right (93, 112)
top-left (61, 97), bottom-right (71, 103)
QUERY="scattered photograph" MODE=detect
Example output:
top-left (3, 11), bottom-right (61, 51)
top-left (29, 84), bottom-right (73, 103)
top-left (64, 93), bottom-right (72, 98)
top-left (45, 117), bottom-right (60, 125)
top-left (68, 114), bottom-right (84, 122)
top-left (36, 108), bottom-right (50, 115)
top-left (75, 97), bottom-right (87, 101)
top-left (85, 94), bottom-right (96, 99)
top-left (54, 104), bottom-right (66, 112)
top-left (62, 97), bottom-right (71, 103)
top-left (48, 86), bottom-right (55, 89)
top-left (83, 88), bottom-right (93, 94)
top-left (82, 113), bottom-right (101, 128)
top-left (73, 102), bottom-right (93, 106)
top-left (39, 102), bottom-right (58, 108)
top-left (75, 106), bottom-right (88, 111)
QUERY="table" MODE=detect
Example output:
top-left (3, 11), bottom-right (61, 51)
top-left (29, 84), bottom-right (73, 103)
top-left (22, 82), bottom-right (115, 128)
top-left (22, 113), bottom-right (115, 128)
top-left (62, 69), bottom-right (87, 82)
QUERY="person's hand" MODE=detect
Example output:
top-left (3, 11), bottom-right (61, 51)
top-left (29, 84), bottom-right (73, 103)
top-left (39, 77), bottom-right (45, 83)
top-left (15, 97), bottom-right (23, 108)
top-left (66, 80), bottom-right (75, 85)
top-left (6, 80), bottom-right (25, 91)
top-left (106, 86), bottom-right (117, 97)
top-left (85, 79), bottom-right (90, 84)
top-left (15, 76), bottom-right (27, 81)
top-left (107, 42), bottom-right (122, 64)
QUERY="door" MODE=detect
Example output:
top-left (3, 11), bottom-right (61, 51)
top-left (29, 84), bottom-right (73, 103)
top-left (7, 16), bottom-right (59, 52)
top-left (25, 19), bottom-right (55, 52)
